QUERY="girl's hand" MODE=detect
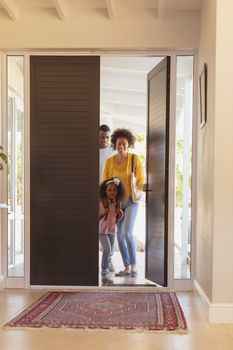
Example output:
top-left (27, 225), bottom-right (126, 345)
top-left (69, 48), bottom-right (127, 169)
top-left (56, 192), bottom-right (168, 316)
top-left (116, 208), bottom-right (124, 220)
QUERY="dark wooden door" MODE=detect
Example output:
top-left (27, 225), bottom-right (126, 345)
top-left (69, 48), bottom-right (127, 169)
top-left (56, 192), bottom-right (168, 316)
top-left (145, 57), bottom-right (170, 286)
top-left (30, 56), bottom-right (100, 286)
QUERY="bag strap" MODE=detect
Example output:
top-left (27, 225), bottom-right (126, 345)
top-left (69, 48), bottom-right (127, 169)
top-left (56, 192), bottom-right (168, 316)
top-left (99, 197), bottom-right (121, 222)
top-left (99, 197), bottom-right (109, 221)
top-left (131, 154), bottom-right (136, 175)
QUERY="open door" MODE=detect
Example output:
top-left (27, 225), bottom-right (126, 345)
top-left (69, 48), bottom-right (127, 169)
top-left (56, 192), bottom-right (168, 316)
top-left (145, 57), bottom-right (170, 286)
top-left (30, 56), bottom-right (100, 286)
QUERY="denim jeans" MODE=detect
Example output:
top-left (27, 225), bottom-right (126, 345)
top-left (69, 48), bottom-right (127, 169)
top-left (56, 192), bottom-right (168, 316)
top-left (117, 197), bottom-right (139, 267)
top-left (99, 233), bottom-right (115, 277)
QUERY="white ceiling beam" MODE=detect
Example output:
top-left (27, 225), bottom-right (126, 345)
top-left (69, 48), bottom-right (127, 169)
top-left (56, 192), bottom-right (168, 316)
top-left (102, 96), bottom-right (145, 108)
top-left (0, 0), bottom-right (19, 21)
top-left (102, 87), bottom-right (146, 95)
top-left (105, 0), bottom-right (115, 20)
top-left (103, 113), bottom-right (146, 127)
top-left (53, 0), bottom-right (67, 20)
top-left (157, 0), bottom-right (166, 20)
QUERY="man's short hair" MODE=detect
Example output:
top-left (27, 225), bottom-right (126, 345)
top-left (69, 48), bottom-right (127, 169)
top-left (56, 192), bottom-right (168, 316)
top-left (99, 124), bottom-right (111, 132)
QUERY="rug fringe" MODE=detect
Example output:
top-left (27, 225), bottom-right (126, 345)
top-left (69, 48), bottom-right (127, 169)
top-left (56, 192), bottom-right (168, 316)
top-left (3, 324), bottom-right (188, 334)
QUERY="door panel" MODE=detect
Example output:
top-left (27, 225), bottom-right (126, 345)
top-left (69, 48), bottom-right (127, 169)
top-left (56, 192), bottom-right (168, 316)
top-left (30, 56), bottom-right (100, 286)
top-left (146, 57), bottom-right (170, 286)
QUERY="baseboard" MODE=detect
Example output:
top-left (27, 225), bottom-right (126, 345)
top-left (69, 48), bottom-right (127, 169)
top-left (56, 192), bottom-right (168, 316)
top-left (194, 279), bottom-right (233, 323)
top-left (5, 277), bottom-right (25, 288)
top-left (0, 275), bottom-right (5, 290)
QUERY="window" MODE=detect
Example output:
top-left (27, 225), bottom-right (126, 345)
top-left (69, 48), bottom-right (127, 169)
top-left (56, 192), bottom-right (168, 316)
top-left (174, 56), bottom-right (193, 279)
top-left (7, 56), bottom-right (24, 277)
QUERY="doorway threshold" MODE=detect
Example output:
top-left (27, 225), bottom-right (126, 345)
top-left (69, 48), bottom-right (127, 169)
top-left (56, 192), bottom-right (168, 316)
top-left (98, 251), bottom-right (157, 287)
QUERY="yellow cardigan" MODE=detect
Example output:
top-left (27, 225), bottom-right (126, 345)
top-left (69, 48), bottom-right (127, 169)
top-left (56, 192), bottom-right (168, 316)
top-left (102, 153), bottom-right (145, 198)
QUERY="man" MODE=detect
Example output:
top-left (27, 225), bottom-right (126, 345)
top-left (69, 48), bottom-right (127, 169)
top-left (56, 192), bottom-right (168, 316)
top-left (99, 124), bottom-right (116, 272)
top-left (99, 124), bottom-right (115, 182)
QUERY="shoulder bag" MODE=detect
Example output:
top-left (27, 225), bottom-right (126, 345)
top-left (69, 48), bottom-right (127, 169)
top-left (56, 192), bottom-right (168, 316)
top-left (131, 154), bottom-right (143, 203)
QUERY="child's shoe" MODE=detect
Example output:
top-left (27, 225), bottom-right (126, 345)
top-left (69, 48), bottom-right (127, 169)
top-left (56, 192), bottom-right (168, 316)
top-left (101, 276), bottom-right (114, 286)
top-left (109, 262), bottom-right (115, 272)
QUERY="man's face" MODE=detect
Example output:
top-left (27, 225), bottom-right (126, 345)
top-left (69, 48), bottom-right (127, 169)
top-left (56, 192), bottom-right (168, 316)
top-left (99, 130), bottom-right (111, 149)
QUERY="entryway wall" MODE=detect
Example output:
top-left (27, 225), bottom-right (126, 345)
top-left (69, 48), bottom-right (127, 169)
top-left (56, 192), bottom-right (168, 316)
top-left (1, 0), bottom-right (233, 324)
top-left (0, 50), bottom-right (196, 293)
top-left (0, 4), bottom-right (200, 292)
top-left (195, 0), bottom-right (233, 323)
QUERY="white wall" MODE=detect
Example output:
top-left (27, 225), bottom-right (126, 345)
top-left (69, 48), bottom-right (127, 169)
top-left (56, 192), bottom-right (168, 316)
top-left (0, 10), bottom-right (200, 49)
top-left (0, 8), bottom-right (200, 285)
top-left (212, 0), bottom-right (233, 303)
top-left (196, 0), bottom-right (216, 302)
top-left (8, 57), bottom-right (24, 97)
top-left (196, 0), bottom-right (233, 320)
top-left (0, 53), bottom-right (3, 286)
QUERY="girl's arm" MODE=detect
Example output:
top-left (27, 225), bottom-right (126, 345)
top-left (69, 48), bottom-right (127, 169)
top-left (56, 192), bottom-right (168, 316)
top-left (99, 200), bottom-right (105, 219)
top-left (99, 198), bottom-right (109, 220)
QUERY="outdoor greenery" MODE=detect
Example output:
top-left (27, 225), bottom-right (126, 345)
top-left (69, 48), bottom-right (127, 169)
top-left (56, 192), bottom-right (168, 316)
top-left (7, 144), bottom-right (23, 205)
top-left (135, 133), bottom-right (146, 167)
top-left (176, 139), bottom-right (184, 207)
top-left (17, 144), bottom-right (22, 204)
top-left (0, 146), bottom-right (7, 171)
top-left (176, 138), bottom-right (192, 208)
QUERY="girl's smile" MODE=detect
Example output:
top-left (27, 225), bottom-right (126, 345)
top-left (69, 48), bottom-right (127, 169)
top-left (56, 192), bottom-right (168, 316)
top-left (106, 183), bottom-right (117, 200)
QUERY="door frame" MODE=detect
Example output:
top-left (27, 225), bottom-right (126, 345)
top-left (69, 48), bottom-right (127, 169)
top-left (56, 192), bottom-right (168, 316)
top-left (0, 49), bottom-right (197, 291)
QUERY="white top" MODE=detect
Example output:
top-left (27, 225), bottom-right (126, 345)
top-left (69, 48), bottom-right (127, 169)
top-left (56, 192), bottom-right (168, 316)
top-left (99, 147), bottom-right (115, 183)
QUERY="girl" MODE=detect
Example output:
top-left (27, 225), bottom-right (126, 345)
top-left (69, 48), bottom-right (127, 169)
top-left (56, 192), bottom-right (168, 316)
top-left (102, 128), bottom-right (145, 277)
top-left (99, 177), bottom-right (125, 285)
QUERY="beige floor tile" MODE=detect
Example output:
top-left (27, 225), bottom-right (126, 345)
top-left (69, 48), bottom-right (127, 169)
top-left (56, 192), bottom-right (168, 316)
top-left (176, 291), bottom-right (203, 307)
top-left (171, 333), bottom-right (233, 350)
top-left (1, 289), bottom-right (233, 350)
top-left (224, 324), bottom-right (233, 339)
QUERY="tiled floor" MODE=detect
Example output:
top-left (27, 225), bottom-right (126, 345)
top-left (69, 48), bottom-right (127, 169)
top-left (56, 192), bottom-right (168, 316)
top-left (1, 289), bottom-right (233, 350)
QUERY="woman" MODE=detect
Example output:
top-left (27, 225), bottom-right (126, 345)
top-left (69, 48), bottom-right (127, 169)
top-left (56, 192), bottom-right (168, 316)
top-left (102, 128), bottom-right (144, 277)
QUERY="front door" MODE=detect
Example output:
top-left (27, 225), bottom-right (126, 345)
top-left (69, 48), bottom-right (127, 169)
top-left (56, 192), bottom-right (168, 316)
top-left (30, 56), bottom-right (100, 286)
top-left (145, 57), bottom-right (170, 286)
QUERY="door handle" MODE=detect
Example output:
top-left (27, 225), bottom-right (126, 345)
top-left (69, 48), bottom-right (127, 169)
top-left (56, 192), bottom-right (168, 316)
top-left (0, 203), bottom-right (8, 209)
top-left (143, 184), bottom-right (152, 192)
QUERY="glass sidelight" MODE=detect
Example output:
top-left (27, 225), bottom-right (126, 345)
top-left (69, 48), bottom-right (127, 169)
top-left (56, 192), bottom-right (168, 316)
top-left (7, 56), bottom-right (24, 277)
top-left (174, 56), bottom-right (193, 279)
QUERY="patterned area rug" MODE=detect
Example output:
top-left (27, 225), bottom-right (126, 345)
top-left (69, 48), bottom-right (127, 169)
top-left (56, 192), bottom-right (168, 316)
top-left (4, 291), bottom-right (187, 332)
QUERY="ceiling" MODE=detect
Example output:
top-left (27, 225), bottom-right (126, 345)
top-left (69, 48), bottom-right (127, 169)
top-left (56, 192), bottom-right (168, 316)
top-left (0, 0), bottom-right (203, 21)
top-left (100, 56), bottom-right (193, 134)
top-left (2, 1), bottom-right (197, 135)
top-left (8, 55), bottom-right (194, 135)
top-left (100, 56), bottom-right (163, 132)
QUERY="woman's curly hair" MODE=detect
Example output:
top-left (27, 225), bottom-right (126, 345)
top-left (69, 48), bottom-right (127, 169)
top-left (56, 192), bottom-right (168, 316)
top-left (100, 177), bottom-right (126, 201)
top-left (111, 128), bottom-right (136, 150)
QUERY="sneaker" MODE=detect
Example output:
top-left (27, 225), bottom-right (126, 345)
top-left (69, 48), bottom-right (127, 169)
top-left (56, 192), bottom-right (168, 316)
top-left (109, 262), bottom-right (115, 272)
top-left (131, 270), bottom-right (138, 277)
top-left (101, 276), bottom-right (114, 286)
